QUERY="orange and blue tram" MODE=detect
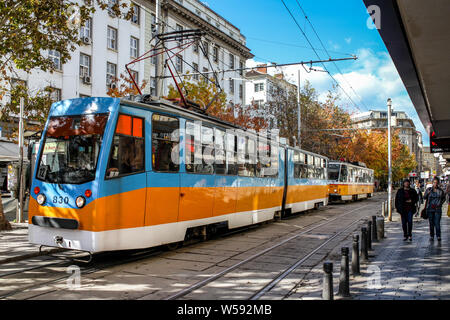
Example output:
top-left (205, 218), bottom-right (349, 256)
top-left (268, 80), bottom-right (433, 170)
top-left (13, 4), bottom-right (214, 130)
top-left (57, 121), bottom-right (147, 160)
top-left (29, 96), bottom-right (329, 253)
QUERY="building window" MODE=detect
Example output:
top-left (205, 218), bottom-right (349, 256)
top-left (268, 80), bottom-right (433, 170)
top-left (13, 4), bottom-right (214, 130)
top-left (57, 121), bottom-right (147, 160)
top-left (106, 114), bottom-right (145, 178)
top-left (129, 70), bottom-right (138, 88)
top-left (203, 41), bottom-right (209, 57)
top-left (151, 45), bottom-right (157, 64)
top-left (49, 50), bottom-right (61, 70)
top-left (213, 46), bottom-right (219, 63)
top-left (151, 13), bottom-right (157, 33)
top-left (239, 84), bottom-right (243, 99)
top-left (130, 36), bottom-right (139, 58)
top-left (229, 79), bottom-right (234, 93)
top-left (80, 53), bottom-right (91, 77)
top-left (80, 18), bottom-right (92, 39)
top-left (203, 67), bottom-right (209, 74)
top-left (193, 42), bottom-right (199, 54)
top-left (106, 62), bottom-right (117, 86)
top-left (254, 83), bottom-right (264, 92)
top-left (193, 63), bottom-right (199, 80)
top-left (176, 24), bottom-right (183, 45)
top-left (175, 55), bottom-right (183, 73)
top-left (239, 61), bottom-right (243, 76)
top-left (229, 53), bottom-right (235, 69)
top-left (49, 88), bottom-right (61, 102)
top-left (150, 77), bottom-right (156, 96)
top-left (107, 26), bottom-right (118, 50)
top-left (131, 3), bottom-right (140, 25)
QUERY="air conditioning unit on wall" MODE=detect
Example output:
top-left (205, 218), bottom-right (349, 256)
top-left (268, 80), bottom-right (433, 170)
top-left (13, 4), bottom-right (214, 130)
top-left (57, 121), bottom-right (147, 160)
top-left (82, 37), bottom-right (91, 45)
top-left (82, 75), bottom-right (91, 84)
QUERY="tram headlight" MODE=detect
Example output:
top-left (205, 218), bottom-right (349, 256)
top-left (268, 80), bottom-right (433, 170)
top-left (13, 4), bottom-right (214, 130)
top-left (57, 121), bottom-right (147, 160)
top-left (334, 189), bottom-right (337, 193)
top-left (37, 194), bottom-right (46, 205)
top-left (76, 196), bottom-right (86, 208)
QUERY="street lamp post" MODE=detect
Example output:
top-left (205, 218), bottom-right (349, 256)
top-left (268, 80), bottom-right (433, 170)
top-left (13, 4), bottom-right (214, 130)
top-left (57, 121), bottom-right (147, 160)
top-left (387, 98), bottom-right (393, 221)
top-left (297, 69), bottom-right (301, 148)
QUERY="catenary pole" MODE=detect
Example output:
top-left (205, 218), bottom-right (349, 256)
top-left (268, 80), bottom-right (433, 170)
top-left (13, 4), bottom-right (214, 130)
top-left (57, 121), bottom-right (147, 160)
top-left (17, 97), bottom-right (24, 223)
top-left (387, 98), bottom-right (393, 221)
top-left (297, 69), bottom-right (301, 148)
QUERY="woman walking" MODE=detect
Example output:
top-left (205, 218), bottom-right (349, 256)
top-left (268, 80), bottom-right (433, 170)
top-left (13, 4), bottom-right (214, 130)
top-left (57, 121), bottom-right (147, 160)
top-left (395, 179), bottom-right (419, 241)
top-left (423, 177), bottom-right (446, 241)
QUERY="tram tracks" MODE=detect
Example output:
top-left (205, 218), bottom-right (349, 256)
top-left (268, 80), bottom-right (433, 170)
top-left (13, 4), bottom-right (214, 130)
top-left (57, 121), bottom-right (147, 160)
top-left (0, 197), bottom-right (382, 300)
top-left (165, 202), bottom-right (376, 300)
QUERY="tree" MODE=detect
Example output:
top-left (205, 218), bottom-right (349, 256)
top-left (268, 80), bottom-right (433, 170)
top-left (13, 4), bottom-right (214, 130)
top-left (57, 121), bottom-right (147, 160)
top-left (166, 76), bottom-right (268, 130)
top-left (106, 73), bottom-right (148, 98)
top-left (0, 0), bottom-right (135, 124)
top-left (0, 0), bottom-right (135, 230)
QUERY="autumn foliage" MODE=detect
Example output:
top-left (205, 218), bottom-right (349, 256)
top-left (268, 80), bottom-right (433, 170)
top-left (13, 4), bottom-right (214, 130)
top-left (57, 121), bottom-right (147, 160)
top-left (166, 77), bottom-right (268, 131)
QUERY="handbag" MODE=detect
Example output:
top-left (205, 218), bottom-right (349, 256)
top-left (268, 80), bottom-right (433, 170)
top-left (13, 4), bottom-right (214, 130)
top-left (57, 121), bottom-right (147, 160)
top-left (447, 203), bottom-right (450, 217)
top-left (421, 208), bottom-right (428, 220)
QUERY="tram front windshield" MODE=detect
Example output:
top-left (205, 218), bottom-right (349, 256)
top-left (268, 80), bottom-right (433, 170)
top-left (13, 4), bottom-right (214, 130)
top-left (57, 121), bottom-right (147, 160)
top-left (36, 114), bottom-right (108, 184)
top-left (328, 163), bottom-right (340, 181)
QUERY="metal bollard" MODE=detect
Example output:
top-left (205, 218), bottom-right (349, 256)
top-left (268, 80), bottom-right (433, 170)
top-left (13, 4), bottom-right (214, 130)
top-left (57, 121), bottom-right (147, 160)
top-left (322, 262), bottom-right (334, 300)
top-left (376, 217), bottom-right (385, 239)
top-left (381, 202), bottom-right (385, 217)
top-left (352, 234), bottom-right (360, 275)
top-left (372, 216), bottom-right (378, 242)
top-left (360, 227), bottom-right (369, 262)
top-left (367, 220), bottom-right (372, 251)
top-left (338, 247), bottom-right (351, 297)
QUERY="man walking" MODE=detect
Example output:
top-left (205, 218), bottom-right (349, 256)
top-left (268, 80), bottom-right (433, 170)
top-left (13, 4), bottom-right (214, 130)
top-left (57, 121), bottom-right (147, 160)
top-left (414, 180), bottom-right (423, 217)
top-left (424, 177), bottom-right (446, 241)
top-left (395, 179), bottom-right (419, 241)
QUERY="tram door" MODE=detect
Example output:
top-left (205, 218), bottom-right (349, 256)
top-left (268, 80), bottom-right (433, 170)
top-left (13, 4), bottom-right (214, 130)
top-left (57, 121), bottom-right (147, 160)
top-left (145, 113), bottom-right (180, 226)
top-left (103, 113), bottom-right (147, 230)
top-left (179, 121), bottom-right (215, 222)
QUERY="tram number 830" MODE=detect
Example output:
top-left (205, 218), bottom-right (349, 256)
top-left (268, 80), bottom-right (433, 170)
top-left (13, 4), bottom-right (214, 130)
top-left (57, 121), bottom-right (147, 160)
top-left (53, 196), bottom-right (69, 204)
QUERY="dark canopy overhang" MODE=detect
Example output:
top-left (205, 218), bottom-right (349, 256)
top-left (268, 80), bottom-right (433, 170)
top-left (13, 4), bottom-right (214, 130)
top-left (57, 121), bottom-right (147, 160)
top-left (363, 0), bottom-right (450, 153)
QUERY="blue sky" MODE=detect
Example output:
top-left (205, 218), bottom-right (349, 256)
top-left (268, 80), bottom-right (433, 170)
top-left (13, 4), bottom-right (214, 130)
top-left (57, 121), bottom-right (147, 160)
top-left (204, 0), bottom-right (429, 145)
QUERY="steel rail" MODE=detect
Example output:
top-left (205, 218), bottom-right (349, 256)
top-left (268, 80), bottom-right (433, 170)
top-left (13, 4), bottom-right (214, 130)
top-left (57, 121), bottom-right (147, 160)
top-left (165, 203), bottom-right (370, 300)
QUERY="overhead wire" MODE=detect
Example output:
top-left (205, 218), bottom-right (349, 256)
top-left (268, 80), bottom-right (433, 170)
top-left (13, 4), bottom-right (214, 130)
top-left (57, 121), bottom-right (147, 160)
top-left (294, 0), bottom-right (370, 111)
top-left (279, 0), bottom-right (364, 112)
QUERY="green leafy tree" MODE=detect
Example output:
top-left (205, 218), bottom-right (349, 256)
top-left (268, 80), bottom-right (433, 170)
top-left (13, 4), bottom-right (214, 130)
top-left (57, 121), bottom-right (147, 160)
top-left (0, 0), bottom-right (135, 229)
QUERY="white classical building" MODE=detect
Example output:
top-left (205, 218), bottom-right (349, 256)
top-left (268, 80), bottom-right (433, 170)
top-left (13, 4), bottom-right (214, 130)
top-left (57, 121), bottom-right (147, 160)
top-left (244, 64), bottom-right (297, 107)
top-left (1, 0), bottom-right (252, 111)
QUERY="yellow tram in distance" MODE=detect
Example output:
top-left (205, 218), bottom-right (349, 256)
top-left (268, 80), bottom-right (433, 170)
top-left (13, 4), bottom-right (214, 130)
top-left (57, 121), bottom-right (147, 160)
top-left (327, 161), bottom-right (374, 202)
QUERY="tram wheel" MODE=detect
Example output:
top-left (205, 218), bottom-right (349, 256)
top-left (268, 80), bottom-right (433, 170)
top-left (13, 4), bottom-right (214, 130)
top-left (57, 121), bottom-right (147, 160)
top-left (165, 241), bottom-right (183, 251)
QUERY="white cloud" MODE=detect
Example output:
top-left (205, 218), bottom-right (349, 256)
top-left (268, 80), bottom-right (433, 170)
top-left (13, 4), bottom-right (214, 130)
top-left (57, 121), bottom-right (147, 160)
top-left (345, 37), bottom-right (352, 44)
top-left (245, 49), bottom-right (429, 144)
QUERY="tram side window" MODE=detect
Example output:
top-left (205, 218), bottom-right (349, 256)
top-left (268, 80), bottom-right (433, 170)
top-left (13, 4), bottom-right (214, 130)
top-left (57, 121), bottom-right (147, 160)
top-left (151, 114), bottom-right (179, 172)
top-left (314, 157), bottom-right (322, 179)
top-left (293, 151), bottom-right (301, 178)
top-left (321, 158), bottom-right (327, 180)
top-left (238, 135), bottom-right (256, 177)
top-left (339, 165), bottom-right (348, 182)
top-left (257, 138), bottom-right (269, 177)
top-left (106, 114), bottom-right (145, 178)
top-left (186, 122), bottom-right (214, 174)
top-left (307, 155), bottom-right (314, 178)
top-left (268, 142), bottom-right (279, 177)
top-left (226, 133), bottom-right (238, 175)
top-left (214, 128), bottom-right (226, 175)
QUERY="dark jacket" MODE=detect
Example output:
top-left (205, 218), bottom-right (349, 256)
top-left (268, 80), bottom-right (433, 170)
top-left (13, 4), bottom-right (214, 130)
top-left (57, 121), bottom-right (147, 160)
top-left (395, 187), bottom-right (419, 214)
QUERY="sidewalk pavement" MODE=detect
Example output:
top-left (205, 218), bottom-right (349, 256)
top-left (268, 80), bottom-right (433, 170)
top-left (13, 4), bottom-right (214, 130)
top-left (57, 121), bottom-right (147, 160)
top-left (0, 222), bottom-right (63, 264)
top-left (349, 203), bottom-right (450, 300)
